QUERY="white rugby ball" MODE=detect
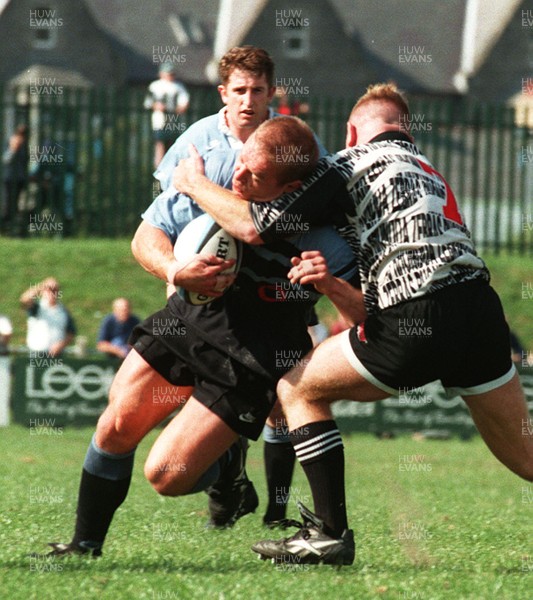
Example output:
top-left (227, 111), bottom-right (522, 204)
top-left (173, 213), bottom-right (242, 305)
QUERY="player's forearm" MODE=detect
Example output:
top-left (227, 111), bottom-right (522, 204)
top-left (319, 278), bottom-right (366, 327)
top-left (131, 221), bottom-right (176, 283)
top-left (180, 175), bottom-right (262, 244)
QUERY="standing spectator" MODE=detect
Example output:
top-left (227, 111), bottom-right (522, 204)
top-left (2, 124), bottom-right (29, 235)
top-left (20, 277), bottom-right (76, 356)
top-left (276, 90), bottom-right (292, 115)
top-left (144, 62), bottom-right (190, 168)
top-left (0, 314), bottom-right (13, 355)
top-left (97, 298), bottom-right (140, 359)
top-left (31, 136), bottom-right (78, 237)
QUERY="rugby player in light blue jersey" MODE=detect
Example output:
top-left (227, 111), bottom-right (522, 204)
top-left (43, 55), bottom-right (357, 559)
top-left (152, 46), bottom-right (327, 529)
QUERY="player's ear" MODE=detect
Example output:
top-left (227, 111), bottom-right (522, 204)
top-left (267, 86), bottom-right (276, 103)
top-left (345, 121), bottom-right (357, 148)
top-left (281, 180), bottom-right (302, 194)
top-left (218, 84), bottom-right (228, 104)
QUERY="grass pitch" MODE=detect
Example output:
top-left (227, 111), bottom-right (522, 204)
top-left (0, 425), bottom-right (531, 600)
top-left (1, 238), bottom-right (532, 598)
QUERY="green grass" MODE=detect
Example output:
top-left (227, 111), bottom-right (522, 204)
top-left (0, 426), bottom-right (530, 599)
top-left (1, 238), bottom-right (533, 351)
top-left (1, 239), bottom-right (531, 597)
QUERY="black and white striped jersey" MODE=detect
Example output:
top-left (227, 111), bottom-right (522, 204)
top-left (250, 131), bottom-right (489, 315)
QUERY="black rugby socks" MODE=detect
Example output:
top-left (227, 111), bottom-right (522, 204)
top-left (71, 469), bottom-right (132, 550)
top-left (290, 420), bottom-right (348, 536)
top-left (71, 435), bottom-right (136, 551)
top-left (263, 440), bottom-right (296, 522)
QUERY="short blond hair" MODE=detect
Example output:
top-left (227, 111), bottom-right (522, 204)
top-left (350, 82), bottom-right (410, 122)
top-left (253, 116), bottom-right (319, 183)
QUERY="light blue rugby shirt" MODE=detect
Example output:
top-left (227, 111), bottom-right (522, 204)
top-left (144, 106), bottom-right (328, 245)
top-left (143, 150), bottom-right (359, 296)
top-left (147, 106), bottom-right (263, 239)
top-left (143, 147), bottom-right (238, 244)
top-left (155, 107), bottom-right (268, 192)
top-left (154, 107), bottom-right (327, 192)
top-left (142, 108), bottom-right (358, 287)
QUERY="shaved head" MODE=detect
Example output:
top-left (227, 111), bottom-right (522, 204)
top-left (350, 82), bottom-right (410, 123)
top-left (346, 82), bottom-right (412, 146)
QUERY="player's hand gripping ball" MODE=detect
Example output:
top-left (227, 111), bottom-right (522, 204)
top-left (173, 213), bottom-right (242, 305)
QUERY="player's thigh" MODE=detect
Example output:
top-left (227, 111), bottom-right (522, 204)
top-left (97, 349), bottom-right (192, 451)
top-left (462, 372), bottom-right (533, 481)
top-left (144, 395), bottom-right (238, 495)
top-left (278, 332), bottom-right (389, 405)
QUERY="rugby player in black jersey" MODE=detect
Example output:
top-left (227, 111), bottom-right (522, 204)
top-left (173, 84), bottom-right (532, 566)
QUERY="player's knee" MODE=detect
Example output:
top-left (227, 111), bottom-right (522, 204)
top-left (144, 464), bottom-right (176, 496)
top-left (95, 409), bottom-right (121, 448)
top-left (144, 459), bottom-right (189, 496)
top-left (276, 375), bottom-right (312, 407)
top-left (149, 477), bottom-right (180, 497)
top-left (276, 376), bottom-right (295, 406)
top-left (94, 407), bottom-right (137, 454)
top-left (113, 412), bottom-right (135, 438)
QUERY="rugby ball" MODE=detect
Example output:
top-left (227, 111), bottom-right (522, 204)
top-left (173, 213), bottom-right (242, 305)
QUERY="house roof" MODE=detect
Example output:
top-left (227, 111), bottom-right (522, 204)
top-left (0, 0), bottom-right (524, 95)
top-left (329, 0), bottom-right (465, 94)
top-left (84, 0), bottom-right (219, 84)
top-left (329, 0), bottom-right (522, 94)
top-left (10, 64), bottom-right (93, 88)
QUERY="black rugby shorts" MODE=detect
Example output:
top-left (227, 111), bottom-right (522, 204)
top-left (129, 307), bottom-right (276, 440)
top-left (341, 280), bottom-right (515, 396)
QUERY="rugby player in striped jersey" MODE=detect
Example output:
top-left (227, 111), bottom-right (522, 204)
top-left (173, 84), bottom-right (532, 566)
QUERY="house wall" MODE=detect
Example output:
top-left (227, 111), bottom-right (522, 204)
top-left (0, 0), bottom-right (125, 86)
top-left (243, 0), bottom-right (379, 101)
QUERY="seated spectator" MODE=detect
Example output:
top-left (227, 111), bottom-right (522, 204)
top-left (20, 277), bottom-right (76, 356)
top-left (0, 314), bottom-right (13, 355)
top-left (97, 298), bottom-right (140, 359)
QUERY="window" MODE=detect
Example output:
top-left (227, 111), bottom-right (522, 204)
top-left (283, 27), bottom-right (310, 59)
top-left (30, 6), bottom-right (59, 50)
